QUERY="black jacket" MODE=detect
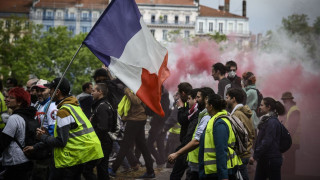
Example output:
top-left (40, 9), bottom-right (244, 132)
top-left (91, 97), bottom-right (115, 147)
top-left (178, 104), bottom-right (189, 143)
top-left (254, 114), bottom-right (282, 160)
top-left (177, 109), bottom-right (199, 150)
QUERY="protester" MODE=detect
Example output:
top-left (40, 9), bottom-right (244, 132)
top-left (211, 63), bottom-right (231, 100)
top-left (34, 79), bottom-right (57, 136)
top-left (109, 87), bottom-right (155, 178)
top-left (170, 82), bottom-right (192, 180)
top-left (199, 94), bottom-right (242, 180)
top-left (88, 83), bottom-right (116, 180)
top-left (147, 85), bottom-right (170, 168)
top-left (168, 87), bottom-right (215, 180)
top-left (163, 92), bottom-right (180, 168)
top-left (24, 77), bottom-right (104, 179)
top-left (6, 78), bottom-right (18, 90)
top-left (76, 82), bottom-right (93, 119)
top-left (249, 97), bottom-right (285, 180)
top-left (225, 60), bottom-right (242, 89)
top-left (281, 91), bottom-right (300, 176)
top-left (226, 88), bottom-right (255, 180)
top-left (0, 87), bottom-right (36, 179)
top-left (26, 78), bottom-right (39, 106)
top-left (242, 71), bottom-right (260, 128)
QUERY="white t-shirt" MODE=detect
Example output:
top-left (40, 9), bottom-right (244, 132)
top-left (2, 114), bottom-right (29, 166)
top-left (37, 102), bottom-right (57, 128)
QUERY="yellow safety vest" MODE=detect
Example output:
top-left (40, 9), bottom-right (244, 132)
top-left (187, 110), bottom-right (210, 163)
top-left (0, 92), bottom-right (7, 129)
top-left (169, 123), bottom-right (181, 134)
top-left (286, 105), bottom-right (300, 145)
top-left (54, 104), bottom-right (104, 168)
top-left (203, 110), bottom-right (242, 175)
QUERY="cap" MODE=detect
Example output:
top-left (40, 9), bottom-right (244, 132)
top-left (35, 79), bottom-right (48, 89)
top-left (281, 91), bottom-right (294, 100)
top-left (44, 77), bottom-right (70, 95)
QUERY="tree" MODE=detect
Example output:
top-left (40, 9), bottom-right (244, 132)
top-left (208, 32), bottom-right (227, 43)
top-left (313, 17), bottom-right (320, 35)
top-left (281, 14), bottom-right (310, 36)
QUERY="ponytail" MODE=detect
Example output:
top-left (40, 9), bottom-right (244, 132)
top-left (263, 97), bottom-right (285, 115)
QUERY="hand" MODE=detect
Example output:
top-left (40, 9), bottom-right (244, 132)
top-left (36, 128), bottom-right (46, 139)
top-left (23, 146), bottom-right (34, 155)
top-left (249, 156), bottom-right (255, 165)
top-left (168, 153), bottom-right (179, 164)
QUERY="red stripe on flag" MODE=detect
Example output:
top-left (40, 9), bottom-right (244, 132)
top-left (136, 52), bottom-right (170, 117)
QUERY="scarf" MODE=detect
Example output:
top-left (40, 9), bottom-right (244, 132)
top-left (188, 103), bottom-right (198, 120)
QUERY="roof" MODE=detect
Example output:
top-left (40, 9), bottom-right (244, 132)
top-left (136, 0), bottom-right (196, 6)
top-left (199, 5), bottom-right (247, 19)
top-left (0, 0), bottom-right (33, 14)
top-left (34, 0), bottom-right (109, 10)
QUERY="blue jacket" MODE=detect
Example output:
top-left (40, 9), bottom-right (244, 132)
top-left (254, 115), bottom-right (282, 160)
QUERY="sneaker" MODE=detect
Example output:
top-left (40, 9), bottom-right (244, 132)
top-left (108, 168), bottom-right (116, 177)
top-left (137, 172), bottom-right (155, 179)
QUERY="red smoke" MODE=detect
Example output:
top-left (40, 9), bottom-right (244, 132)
top-left (163, 39), bottom-right (320, 176)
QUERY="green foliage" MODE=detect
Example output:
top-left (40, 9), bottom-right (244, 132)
top-left (208, 32), bottom-right (227, 43)
top-left (0, 17), bottom-right (102, 94)
top-left (282, 14), bottom-right (310, 36)
top-left (314, 17), bottom-right (320, 35)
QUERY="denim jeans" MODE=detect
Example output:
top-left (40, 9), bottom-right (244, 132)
top-left (255, 157), bottom-right (282, 180)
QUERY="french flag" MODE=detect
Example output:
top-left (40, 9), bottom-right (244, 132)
top-left (83, 0), bottom-right (170, 116)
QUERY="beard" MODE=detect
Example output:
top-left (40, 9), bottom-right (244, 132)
top-left (227, 102), bottom-right (233, 110)
top-left (31, 95), bottom-right (38, 103)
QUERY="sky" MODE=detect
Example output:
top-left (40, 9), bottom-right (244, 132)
top-left (200, 0), bottom-right (320, 34)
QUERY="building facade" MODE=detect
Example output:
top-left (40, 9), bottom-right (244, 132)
top-left (30, 0), bottom-right (109, 35)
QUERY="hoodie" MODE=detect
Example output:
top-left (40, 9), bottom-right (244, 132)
top-left (232, 105), bottom-right (255, 158)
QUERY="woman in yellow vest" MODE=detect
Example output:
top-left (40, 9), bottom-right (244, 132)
top-left (198, 94), bottom-right (242, 180)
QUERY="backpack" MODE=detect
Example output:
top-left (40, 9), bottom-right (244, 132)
top-left (248, 88), bottom-right (263, 117)
top-left (14, 113), bottom-right (52, 160)
top-left (216, 115), bottom-right (249, 155)
top-left (279, 122), bottom-right (292, 153)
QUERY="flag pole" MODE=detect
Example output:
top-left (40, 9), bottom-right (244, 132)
top-left (41, 43), bottom-right (83, 127)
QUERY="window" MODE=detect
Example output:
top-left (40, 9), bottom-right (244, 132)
top-left (151, 15), bottom-right (155, 23)
top-left (37, 11), bottom-right (42, 17)
top-left (46, 25), bottom-right (52, 31)
top-left (174, 16), bottom-right (179, 24)
top-left (238, 23), bottom-right (243, 33)
top-left (228, 23), bottom-right (233, 32)
top-left (14, 35), bottom-right (19, 41)
top-left (46, 11), bottom-right (53, 18)
top-left (219, 23), bottom-right (223, 33)
top-left (92, 12), bottom-right (99, 18)
top-left (150, 29), bottom-right (155, 37)
top-left (82, 26), bottom-right (88, 33)
top-left (68, 26), bottom-right (75, 33)
top-left (186, 16), bottom-right (189, 24)
top-left (57, 12), bottom-right (62, 18)
top-left (185, 30), bottom-right (190, 38)
top-left (5, 20), bottom-right (10, 28)
top-left (15, 20), bottom-right (20, 27)
top-left (209, 22), bottom-right (213, 32)
top-left (82, 12), bottom-right (89, 20)
top-left (70, 12), bottom-right (75, 19)
top-left (163, 30), bottom-right (168, 40)
top-left (164, 15), bottom-right (167, 23)
top-left (199, 22), bottom-right (203, 33)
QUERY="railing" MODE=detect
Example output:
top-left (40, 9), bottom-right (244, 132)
top-left (196, 29), bottom-right (250, 36)
top-left (145, 20), bottom-right (195, 26)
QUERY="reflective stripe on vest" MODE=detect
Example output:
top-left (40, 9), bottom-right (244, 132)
top-left (203, 110), bottom-right (242, 175)
top-left (54, 104), bottom-right (104, 168)
top-left (169, 123), bottom-right (181, 134)
top-left (188, 110), bottom-right (210, 163)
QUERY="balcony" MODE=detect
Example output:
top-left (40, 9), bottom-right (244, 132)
top-left (145, 20), bottom-right (195, 28)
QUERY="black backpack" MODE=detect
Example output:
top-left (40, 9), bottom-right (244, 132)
top-left (248, 88), bottom-right (263, 117)
top-left (14, 113), bottom-right (52, 160)
top-left (279, 122), bottom-right (292, 153)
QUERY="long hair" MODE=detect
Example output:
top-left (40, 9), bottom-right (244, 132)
top-left (263, 97), bottom-right (285, 116)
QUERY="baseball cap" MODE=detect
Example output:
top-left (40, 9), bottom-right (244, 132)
top-left (35, 79), bottom-right (48, 89)
top-left (44, 77), bottom-right (70, 95)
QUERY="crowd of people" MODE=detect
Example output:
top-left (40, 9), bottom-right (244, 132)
top-left (0, 61), bottom-right (301, 180)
